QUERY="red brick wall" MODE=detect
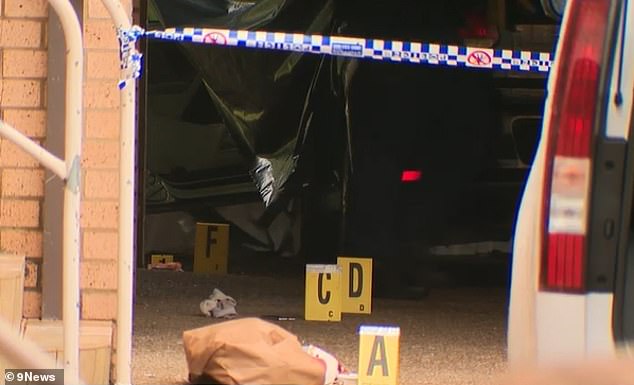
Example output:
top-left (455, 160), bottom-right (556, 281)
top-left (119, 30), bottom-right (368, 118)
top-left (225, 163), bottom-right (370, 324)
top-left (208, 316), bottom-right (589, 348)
top-left (81, 0), bottom-right (133, 321)
top-left (1, 0), bottom-right (133, 321)
top-left (0, 0), bottom-right (48, 319)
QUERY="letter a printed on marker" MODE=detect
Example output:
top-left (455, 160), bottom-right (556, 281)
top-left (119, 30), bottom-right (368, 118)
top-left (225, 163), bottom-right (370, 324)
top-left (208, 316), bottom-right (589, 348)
top-left (367, 336), bottom-right (389, 376)
top-left (359, 326), bottom-right (400, 385)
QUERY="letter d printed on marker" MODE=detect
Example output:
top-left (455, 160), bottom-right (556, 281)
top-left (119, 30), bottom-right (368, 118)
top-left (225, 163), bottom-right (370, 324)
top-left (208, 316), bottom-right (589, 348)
top-left (338, 257), bottom-right (373, 314)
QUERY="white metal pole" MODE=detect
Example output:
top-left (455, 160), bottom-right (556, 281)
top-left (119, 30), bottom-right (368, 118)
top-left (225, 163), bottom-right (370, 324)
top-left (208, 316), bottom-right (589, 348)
top-left (96, 2), bottom-right (136, 384)
top-left (0, 121), bottom-right (67, 180)
top-left (47, 1), bottom-right (83, 384)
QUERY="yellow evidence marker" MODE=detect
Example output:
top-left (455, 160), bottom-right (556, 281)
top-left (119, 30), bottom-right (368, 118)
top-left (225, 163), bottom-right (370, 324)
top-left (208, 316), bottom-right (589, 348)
top-left (194, 223), bottom-right (229, 274)
top-left (337, 257), bottom-right (372, 314)
top-left (358, 326), bottom-right (400, 385)
top-left (150, 254), bottom-right (173, 265)
top-left (304, 264), bottom-right (342, 321)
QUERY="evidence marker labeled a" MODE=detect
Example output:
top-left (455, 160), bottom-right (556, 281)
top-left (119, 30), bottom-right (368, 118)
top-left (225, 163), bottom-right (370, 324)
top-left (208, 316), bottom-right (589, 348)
top-left (358, 326), bottom-right (400, 385)
top-left (337, 257), bottom-right (372, 314)
top-left (194, 223), bottom-right (229, 274)
top-left (305, 264), bottom-right (342, 322)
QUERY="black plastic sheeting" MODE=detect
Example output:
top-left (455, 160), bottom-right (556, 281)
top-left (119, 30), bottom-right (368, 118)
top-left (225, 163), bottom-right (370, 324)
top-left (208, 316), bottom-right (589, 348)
top-left (152, 0), bottom-right (339, 210)
top-left (148, 0), bottom-right (501, 263)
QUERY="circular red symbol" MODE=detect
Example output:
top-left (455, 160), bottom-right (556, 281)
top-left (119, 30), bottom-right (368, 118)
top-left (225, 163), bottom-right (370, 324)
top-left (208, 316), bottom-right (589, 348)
top-left (203, 32), bottom-right (227, 45)
top-left (467, 50), bottom-right (492, 66)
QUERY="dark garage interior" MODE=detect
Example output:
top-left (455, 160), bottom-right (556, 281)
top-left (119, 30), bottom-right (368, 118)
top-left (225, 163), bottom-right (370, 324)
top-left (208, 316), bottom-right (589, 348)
top-left (138, 0), bottom-right (556, 290)
top-left (132, 1), bottom-right (560, 383)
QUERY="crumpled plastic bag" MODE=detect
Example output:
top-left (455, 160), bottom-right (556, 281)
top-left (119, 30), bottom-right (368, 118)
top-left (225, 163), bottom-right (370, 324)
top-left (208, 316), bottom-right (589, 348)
top-left (199, 288), bottom-right (238, 319)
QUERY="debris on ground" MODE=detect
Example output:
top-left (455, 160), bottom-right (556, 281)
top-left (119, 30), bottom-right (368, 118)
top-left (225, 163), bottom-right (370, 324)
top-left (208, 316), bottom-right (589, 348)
top-left (303, 344), bottom-right (351, 385)
top-left (147, 261), bottom-right (184, 272)
top-left (183, 317), bottom-right (329, 385)
top-left (199, 288), bottom-right (238, 318)
top-left (336, 373), bottom-right (359, 385)
top-left (133, 270), bottom-right (508, 385)
top-left (261, 314), bottom-right (298, 321)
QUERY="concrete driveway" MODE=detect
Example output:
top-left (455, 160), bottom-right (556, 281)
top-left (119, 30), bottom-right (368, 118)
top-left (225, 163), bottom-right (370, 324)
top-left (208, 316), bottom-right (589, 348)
top-left (132, 267), bottom-right (507, 385)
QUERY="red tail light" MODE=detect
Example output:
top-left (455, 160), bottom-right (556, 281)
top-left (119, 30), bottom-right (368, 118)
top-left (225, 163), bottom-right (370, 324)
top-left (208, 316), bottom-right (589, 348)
top-left (459, 12), bottom-right (489, 38)
top-left (401, 170), bottom-right (422, 183)
top-left (458, 10), bottom-right (499, 45)
top-left (541, 0), bottom-right (611, 292)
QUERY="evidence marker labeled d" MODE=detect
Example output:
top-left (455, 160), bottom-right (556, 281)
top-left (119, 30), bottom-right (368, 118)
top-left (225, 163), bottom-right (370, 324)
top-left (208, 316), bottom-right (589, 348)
top-left (358, 326), bottom-right (400, 385)
top-left (305, 264), bottom-right (342, 322)
top-left (337, 257), bottom-right (372, 314)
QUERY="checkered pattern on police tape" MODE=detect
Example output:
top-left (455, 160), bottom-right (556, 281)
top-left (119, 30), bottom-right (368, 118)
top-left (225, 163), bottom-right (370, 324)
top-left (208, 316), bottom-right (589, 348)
top-left (144, 27), bottom-right (553, 73)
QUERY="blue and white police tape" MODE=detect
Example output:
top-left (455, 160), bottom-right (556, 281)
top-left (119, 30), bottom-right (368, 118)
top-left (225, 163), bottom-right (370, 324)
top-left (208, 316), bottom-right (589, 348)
top-left (118, 25), bottom-right (554, 88)
top-left (118, 26), bottom-right (144, 89)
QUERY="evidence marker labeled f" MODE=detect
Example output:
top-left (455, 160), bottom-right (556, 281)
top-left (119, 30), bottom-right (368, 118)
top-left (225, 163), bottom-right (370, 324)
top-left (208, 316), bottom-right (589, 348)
top-left (305, 264), bottom-right (342, 321)
top-left (338, 257), bottom-right (372, 314)
top-left (194, 223), bottom-right (229, 274)
top-left (358, 326), bottom-right (400, 385)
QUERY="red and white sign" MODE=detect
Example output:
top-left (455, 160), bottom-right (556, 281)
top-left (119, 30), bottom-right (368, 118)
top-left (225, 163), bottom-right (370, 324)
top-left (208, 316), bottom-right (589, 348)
top-left (203, 32), bottom-right (227, 45)
top-left (466, 50), bottom-right (492, 66)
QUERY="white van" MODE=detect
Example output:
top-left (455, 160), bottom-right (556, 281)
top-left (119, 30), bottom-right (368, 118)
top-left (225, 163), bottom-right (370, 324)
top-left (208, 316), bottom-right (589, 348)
top-left (508, 0), bottom-right (634, 364)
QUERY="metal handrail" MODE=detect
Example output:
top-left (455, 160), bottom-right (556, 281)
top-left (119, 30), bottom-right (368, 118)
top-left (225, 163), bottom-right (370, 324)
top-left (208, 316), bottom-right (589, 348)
top-left (0, 1), bottom-right (83, 383)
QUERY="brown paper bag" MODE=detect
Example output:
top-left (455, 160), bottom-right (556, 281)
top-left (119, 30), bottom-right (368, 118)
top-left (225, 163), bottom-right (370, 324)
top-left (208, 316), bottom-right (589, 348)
top-left (183, 317), bottom-right (326, 385)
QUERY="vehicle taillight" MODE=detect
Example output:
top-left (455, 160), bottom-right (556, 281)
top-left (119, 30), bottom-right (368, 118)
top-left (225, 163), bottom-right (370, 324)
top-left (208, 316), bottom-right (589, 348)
top-left (458, 9), bottom-right (499, 47)
top-left (401, 170), bottom-right (422, 183)
top-left (541, 0), bottom-right (612, 292)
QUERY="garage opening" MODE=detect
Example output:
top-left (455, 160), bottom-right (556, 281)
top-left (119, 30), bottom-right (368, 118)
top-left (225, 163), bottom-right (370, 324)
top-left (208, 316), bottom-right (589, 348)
top-left (134, 0), bottom-right (560, 383)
